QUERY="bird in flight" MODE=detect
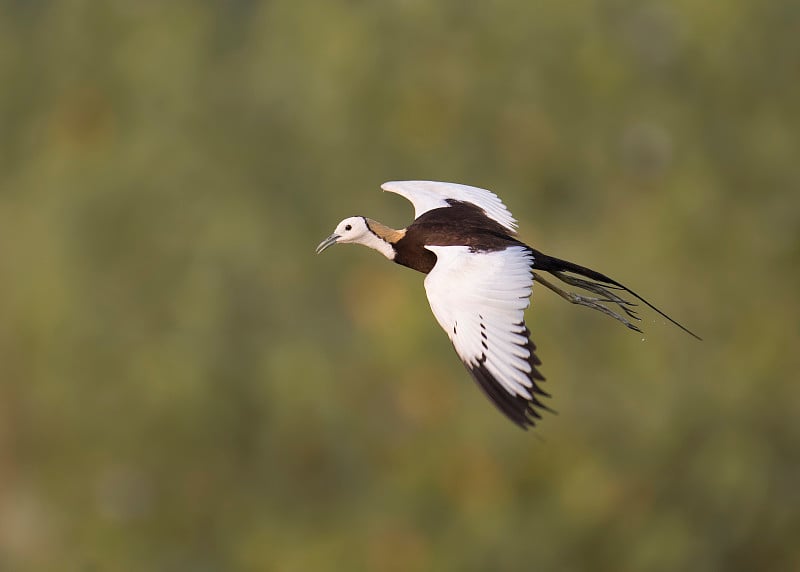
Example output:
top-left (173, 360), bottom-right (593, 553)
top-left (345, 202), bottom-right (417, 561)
top-left (316, 181), bottom-right (700, 429)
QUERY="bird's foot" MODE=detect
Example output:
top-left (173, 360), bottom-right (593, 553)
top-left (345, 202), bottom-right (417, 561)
top-left (533, 272), bottom-right (643, 333)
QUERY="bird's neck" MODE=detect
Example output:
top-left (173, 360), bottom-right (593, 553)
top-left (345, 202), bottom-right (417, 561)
top-left (364, 219), bottom-right (406, 261)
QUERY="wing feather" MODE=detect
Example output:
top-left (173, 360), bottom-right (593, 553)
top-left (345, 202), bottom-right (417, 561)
top-left (381, 180), bottom-right (518, 234)
top-left (423, 245), bottom-right (551, 429)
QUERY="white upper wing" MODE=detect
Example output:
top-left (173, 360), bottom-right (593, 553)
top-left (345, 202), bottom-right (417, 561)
top-left (423, 245), bottom-right (549, 428)
top-left (381, 180), bottom-right (518, 234)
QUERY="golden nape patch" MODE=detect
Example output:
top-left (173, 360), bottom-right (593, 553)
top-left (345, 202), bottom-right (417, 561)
top-left (366, 219), bottom-right (406, 244)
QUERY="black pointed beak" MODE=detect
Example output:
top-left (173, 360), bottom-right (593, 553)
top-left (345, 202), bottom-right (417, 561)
top-left (315, 234), bottom-right (340, 254)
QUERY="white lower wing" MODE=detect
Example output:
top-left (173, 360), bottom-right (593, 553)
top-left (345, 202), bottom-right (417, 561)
top-left (381, 180), bottom-right (518, 234)
top-left (423, 245), bottom-right (550, 428)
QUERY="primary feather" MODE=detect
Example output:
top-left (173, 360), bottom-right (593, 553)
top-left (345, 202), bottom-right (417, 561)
top-left (382, 180), bottom-right (519, 234)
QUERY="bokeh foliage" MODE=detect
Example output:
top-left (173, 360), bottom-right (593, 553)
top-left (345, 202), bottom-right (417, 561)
top-left (1, 1), bottom-right (798, 570)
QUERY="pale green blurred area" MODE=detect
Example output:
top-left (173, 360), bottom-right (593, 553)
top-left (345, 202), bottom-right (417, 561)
top-left (1, 0), bottom-right (798, 570)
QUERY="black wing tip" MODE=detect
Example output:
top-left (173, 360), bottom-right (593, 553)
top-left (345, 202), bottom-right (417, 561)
top-left (468, 358), bottom-right (554, 431)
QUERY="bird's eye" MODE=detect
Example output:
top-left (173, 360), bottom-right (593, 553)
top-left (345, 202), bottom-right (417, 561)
top-left (345, 224), bottom-right (352, 231)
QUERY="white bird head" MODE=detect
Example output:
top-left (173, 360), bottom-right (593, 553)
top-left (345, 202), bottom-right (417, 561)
top-left (316, 216), bottom-right (402, 260)
top-left (315, 216), bottom-right (371, 254)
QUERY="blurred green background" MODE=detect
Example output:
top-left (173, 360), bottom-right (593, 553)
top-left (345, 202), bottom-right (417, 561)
top-left (1, 1), bottom-right (798, 570)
